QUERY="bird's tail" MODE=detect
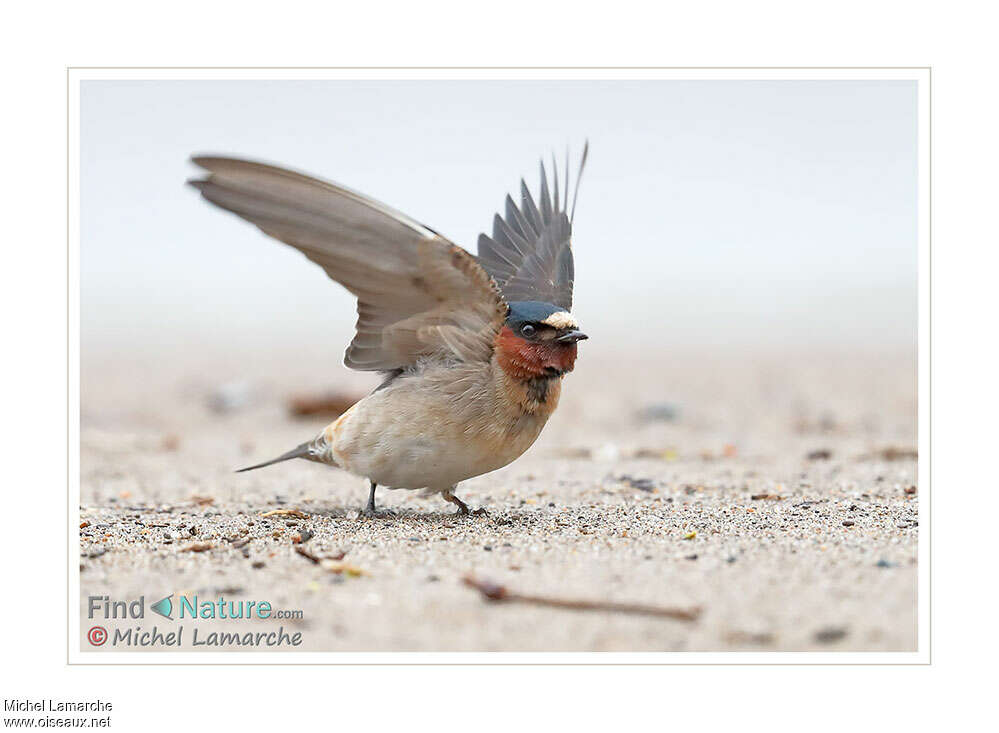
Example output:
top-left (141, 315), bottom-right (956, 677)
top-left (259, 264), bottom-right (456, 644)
top-left (236, 442), bottom-right (313, 473)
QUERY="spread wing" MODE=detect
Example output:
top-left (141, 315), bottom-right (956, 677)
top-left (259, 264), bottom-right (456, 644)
top-left (476, 143), bottom-right (588, 311)
top-left (189, 157), bottom-right (508, 371)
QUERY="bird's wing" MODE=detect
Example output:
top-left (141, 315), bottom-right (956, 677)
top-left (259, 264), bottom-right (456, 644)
top-left (189, 157), bottom-right (508, 371)
top-left (476, 143), bottom-right (588, 311)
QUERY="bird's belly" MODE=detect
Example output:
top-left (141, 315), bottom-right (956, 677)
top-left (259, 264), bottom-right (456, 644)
top-left (364, 439), bottom-right (510, 490)
top-left (325, 388), bottom-right (548, 490)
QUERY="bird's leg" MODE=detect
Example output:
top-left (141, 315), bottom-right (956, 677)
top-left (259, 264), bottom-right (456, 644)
top-left (442, 486), bottom-right (488, 516)
top-left (363, 481), bottom-right (378, 517)
top-left (442, 488), bottom-right (469, 515)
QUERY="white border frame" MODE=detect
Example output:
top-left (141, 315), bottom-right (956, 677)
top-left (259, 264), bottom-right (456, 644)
top-left (68, 67), bottom-right (930, 665)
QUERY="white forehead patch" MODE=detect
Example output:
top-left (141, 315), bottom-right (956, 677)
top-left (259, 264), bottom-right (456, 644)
top-left (541, 311), bottom-right (578, 329)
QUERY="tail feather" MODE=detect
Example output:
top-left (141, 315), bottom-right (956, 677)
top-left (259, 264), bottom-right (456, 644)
top-left (236, 442), bottom-right (312, 473)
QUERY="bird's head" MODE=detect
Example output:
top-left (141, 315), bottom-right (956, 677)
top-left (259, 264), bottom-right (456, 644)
top-left (494, 301), bottom-right (588, 380)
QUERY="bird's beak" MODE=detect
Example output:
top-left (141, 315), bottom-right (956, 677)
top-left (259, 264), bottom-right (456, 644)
top-left (556, 329), bottom-right (588, 343)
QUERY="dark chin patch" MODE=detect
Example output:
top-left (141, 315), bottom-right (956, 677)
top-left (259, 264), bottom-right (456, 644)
top-left (526, 377), bottom-right (552, 404)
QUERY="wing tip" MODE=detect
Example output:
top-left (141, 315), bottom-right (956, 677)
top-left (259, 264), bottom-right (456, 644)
top-left (189, 154), bottom-right (228, 170)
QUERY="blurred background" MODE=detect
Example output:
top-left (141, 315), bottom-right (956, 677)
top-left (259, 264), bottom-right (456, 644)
top-left (78, 80), bottom-right (919, 652)
top-left (81, 79), bottom-right (917, 353)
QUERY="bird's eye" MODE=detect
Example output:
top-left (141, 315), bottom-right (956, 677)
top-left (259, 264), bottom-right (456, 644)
top-left (520, 324), bottom-right (536, 338)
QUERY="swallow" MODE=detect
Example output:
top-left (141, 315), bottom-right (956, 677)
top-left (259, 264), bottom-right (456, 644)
top-left (188, 145), bottom-right (588, 515)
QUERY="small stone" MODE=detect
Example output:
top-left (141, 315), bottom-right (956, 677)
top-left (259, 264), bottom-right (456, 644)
top-left (618, 475), bottom-right (656, 492)
top-left (207, 380), bottom-right (254, 413)
top-left (814, 627), bottom-right (848, 644)
top-left (806, 449), bottom-right (832, 461)
top-left (594, 443), bottom-right (621, 461)
top-left (636, 402), bottom-right (681, 422)
top-left (181, 542), bottom-right (213, 552)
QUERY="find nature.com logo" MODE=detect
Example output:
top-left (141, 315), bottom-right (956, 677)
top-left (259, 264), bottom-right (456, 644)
top-left (86, 594), bottom-right (305, 648)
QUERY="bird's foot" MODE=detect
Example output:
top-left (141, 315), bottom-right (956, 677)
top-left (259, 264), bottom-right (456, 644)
top-left (443, 491), bottom-right (487, 516)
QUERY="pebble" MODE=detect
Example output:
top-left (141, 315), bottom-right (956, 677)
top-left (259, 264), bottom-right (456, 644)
top-left (813, 627), bottom-right (848, 644)
top-left (636, 403), bottom-right (681, 422)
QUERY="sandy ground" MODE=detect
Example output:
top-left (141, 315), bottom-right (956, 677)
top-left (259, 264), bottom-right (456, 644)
top-left (79, 339), bottom-right (918, 652)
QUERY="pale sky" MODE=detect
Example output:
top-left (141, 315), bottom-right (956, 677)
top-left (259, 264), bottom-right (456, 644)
top-left (81, 79), bottom-right (917, 349)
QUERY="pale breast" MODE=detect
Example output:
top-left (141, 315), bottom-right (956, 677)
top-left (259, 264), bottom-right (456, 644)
top-left (318, 362), bottom-right (559, 491)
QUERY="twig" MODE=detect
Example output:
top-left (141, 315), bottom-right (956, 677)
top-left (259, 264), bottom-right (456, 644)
top-left (294, 546), bottom-right (346, 564)
top-left (462, 575), bottom-right (701, 622)
top-left (294, 546), bottom-right (321, 564)
top-left (287, 391), bottom-right (360, 418)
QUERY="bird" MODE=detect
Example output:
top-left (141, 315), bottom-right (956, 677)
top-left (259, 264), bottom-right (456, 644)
top-left (188, 145), bottom-right (589, 515)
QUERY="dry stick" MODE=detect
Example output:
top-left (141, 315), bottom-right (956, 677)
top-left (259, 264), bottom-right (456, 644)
top-left (295, 546), bottom-right (346, 564)
top-left (294, 546), bottom-right (321, 564)
top-left (462, 575), bottom-right (701, 622)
